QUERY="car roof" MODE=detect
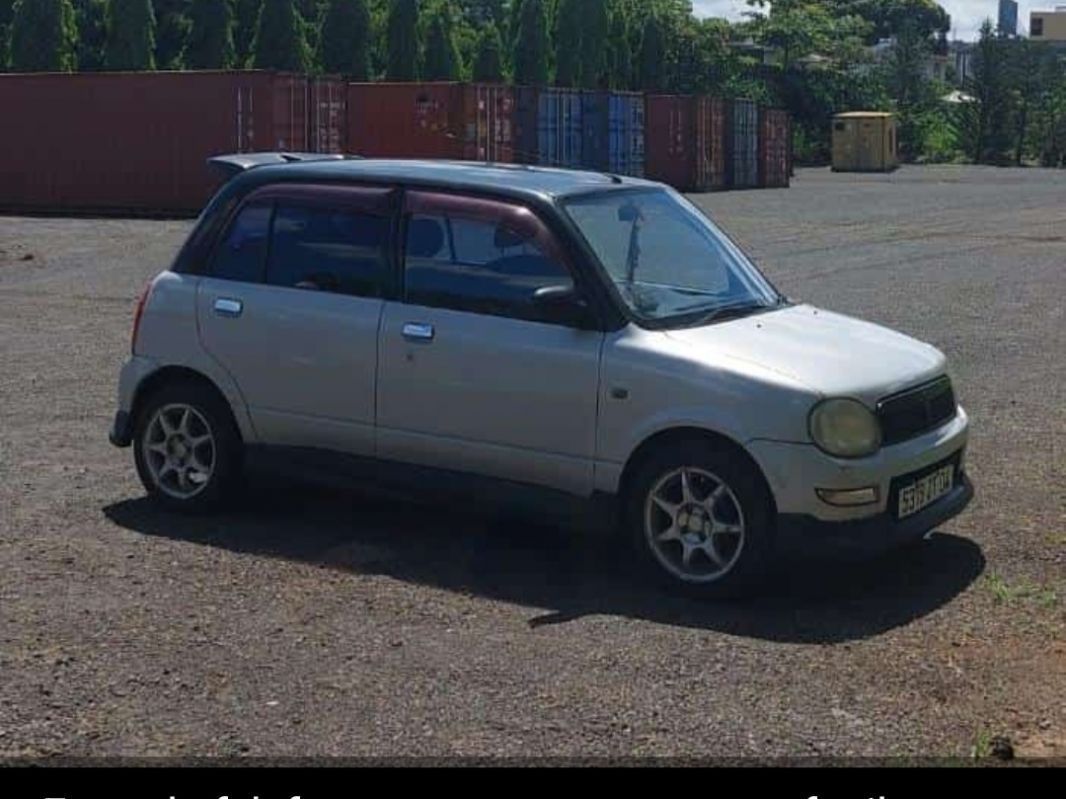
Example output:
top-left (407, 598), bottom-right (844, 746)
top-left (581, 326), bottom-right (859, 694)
top-left (231, 158), bottom-right (660, 202)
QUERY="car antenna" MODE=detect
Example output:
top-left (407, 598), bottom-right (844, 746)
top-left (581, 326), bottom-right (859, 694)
top-left (603, 172), bottom-right (624, 184)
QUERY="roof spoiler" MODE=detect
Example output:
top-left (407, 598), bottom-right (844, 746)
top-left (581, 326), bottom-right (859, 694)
top-left (207, 152), bottom-right (355, 179)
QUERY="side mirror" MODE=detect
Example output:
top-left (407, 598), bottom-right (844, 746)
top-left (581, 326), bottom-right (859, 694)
top-left (533, 284), bottom-right (591, 328)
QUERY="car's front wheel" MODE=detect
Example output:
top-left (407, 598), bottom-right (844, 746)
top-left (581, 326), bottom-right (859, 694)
top-left (625, 440), bottom-right (775, 597)
top-left (133, 383), bottom-right (242, 513)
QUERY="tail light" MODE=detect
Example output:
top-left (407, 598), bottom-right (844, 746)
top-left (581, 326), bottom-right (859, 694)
top-left (131, 281), bottom-right (154, 355)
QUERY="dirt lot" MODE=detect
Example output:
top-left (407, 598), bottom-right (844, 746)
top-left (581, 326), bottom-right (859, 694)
top-left (1, 166), bottom-right (1063, 761)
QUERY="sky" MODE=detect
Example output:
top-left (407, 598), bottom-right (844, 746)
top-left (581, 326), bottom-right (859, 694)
top-left (691, 1), bottom-right (1046, 41)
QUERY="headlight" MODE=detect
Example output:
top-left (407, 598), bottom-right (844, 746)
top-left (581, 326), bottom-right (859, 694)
top-left (808, 398), bottom-right (882, 458)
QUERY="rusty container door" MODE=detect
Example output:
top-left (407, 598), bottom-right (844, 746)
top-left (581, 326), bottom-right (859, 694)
top-left (455, 83), bottom-right (515, 163)
top-left (309, 76), bottom-right (347, 154)
top-left (759, 107), bottom-right (791, 188)
top-left (645, 95), bottom-right (690, 191)
top-left (693, 96), bottom-right (725, 192)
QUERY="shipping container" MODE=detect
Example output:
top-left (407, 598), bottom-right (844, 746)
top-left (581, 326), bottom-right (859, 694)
top-left (536, 88), bottom-right (584, 169)
top-left (580, 91), bottom-right (645, 177)
top-left (831, 111), bottom-right (898, 172)
top-left (759, 107), bottom-right (791, 189)
top-left (346, 82), bottom-right (514, 163)
top-left (645, 95), bottom-right (725, 192)
top-left (0, 70), bottom-right (325, 213)
top-left (727, 99), bottom-right (760, 189)
top-left (309, 76), bottom-right (347, 154)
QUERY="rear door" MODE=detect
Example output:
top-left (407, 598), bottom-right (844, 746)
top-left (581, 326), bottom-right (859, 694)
top-left (375, 190), bottom-right (605, 496)
top-left (196, 184), bottom-right (396, 454)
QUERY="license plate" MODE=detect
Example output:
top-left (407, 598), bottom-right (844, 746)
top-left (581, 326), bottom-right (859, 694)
top-left (897, 463), bottom-right (955, 519)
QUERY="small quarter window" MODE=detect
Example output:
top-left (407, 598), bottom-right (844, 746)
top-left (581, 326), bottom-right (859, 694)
top-left (210, 203), bottom-right (272, 283)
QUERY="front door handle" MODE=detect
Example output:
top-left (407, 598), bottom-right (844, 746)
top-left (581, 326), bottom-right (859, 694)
top-left (214, 298), bottom-right (243, 318)
top-left (402, 322), bottom-right (434, 342)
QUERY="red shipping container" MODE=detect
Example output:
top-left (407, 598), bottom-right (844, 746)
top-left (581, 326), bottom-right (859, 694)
top-left (347, 82), bottom-right (514, 163)
top-left (645, 95), bottom-right (725, 192)
top-left (759, 107), bottom-right (791, 189)
top-left (309, 76), bottom-right (348, 155)
top-left (0, 70), bottom-right (322, 214)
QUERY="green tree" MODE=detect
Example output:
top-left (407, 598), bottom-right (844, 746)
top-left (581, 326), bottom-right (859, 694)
top-left (579, 0), bottom-right (609, 89)
top-left (471, 20), bottom-right (502, 81)
top-left (423, 6), bottom-right (460, 80)
top-left (638, 14), bottom-right (665, 91)
top-left (233, 0), bottom-right (260, 65)
top-left (152, 0), bottom-right (189, 68)
top-left (958, 19), bottom-right (1014, 164)
top-left (252, 0), bottom-right (310, 71)
top-left (319, 0), bottom-right (371, 77)
top-left (606, 3), bottom-right (632, 89)
top-left (553, 0), bottom-right (581, 87)
top-left (0, 0), bottom-right (14, 69)
top-left (106, 0), bottom-right (157, 70)
top-left (10, 0), bottom-right (77, 71)
top-left (185, 0), bottom-right (234, 68)
top-left (72, 0), bottom-right (107, 70)
top-left (386, 0), bottom-right (418, 79)
top-left (512, 0), bottom-right (547, 85)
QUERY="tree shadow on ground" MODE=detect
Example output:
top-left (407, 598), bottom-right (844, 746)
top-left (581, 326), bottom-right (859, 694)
top-left (103, 473), bottom-right (985, 645)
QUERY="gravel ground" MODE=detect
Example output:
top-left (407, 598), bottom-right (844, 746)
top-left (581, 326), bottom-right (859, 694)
top-left (0, 165), bottom-right (1063, 761)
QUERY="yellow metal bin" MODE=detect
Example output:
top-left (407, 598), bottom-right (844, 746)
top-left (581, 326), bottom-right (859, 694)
top-left (832, 112), bottom-right (899, 172)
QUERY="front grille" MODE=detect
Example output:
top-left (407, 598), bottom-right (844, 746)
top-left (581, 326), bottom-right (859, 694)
top-left (877, 376), bottom-right (957, 446)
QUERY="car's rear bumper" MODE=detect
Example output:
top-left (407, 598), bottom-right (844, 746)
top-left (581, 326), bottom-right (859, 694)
top-left (775, 471), bottom-right (974, 558)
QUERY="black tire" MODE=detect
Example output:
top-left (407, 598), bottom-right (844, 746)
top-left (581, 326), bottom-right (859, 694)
top-left (623, 439), bottom-right (775, 598)
top-left (132, 381), bottom-right (243, 514)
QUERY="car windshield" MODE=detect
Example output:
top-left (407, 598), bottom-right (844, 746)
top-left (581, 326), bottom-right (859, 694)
top-left (562, 188), bottom-right (783, 326)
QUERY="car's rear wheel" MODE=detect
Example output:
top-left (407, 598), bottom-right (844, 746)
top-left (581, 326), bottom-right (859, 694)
top-left (625, 440), bottom-right (775, 597)
top-left (133, 383), bottom-right (242, 513)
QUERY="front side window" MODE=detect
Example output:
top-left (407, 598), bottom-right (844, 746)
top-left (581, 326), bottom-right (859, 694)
top-left (404, 197), bottom-right (576, 324)
top-left (266, 204), bottom-right (389, 297)
top-left (563, 188), bottom-right (781, 327)
top-left (210, 203), bottom-right (271, 283)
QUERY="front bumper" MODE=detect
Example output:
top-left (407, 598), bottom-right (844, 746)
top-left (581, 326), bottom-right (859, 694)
top-left (776, 471), bottom-right (974, 558)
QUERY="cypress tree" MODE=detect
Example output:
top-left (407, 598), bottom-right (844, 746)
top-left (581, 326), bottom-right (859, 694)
top-left (319, 0), bottom-right (370, 78)
top-left (606, 3), bottom-right (631, 90)
top-left (471, 21), bottom-right (502, 82)
top-left (423, 8), bottom-right (459, 81)
top-left (252, 0), bottom-right (310, 71)
top-left (512, 0), bottom-right (547, 86)
top-left (106, 0), bottom-right (157, 70)
top-left (232, 0), bottom-right (260, 66)
top-left (553, 0), bottom-right (580, 87)
top-left (10, 0), bottom-right (77, 72)
top-left (580, 0), bottom-right (609, 90)
top-left (152, 0), bottom-right (189, 69)
top-left (638, 14), bottom-right (665, 92)
top-left (386, 0), bottom-right (418, 80)
top-left (0, 0), bottom-right (14, 69)
top-left (185, 0), bottom-right (234, 68)
top-left (72, 0), bottom-right (107, 70)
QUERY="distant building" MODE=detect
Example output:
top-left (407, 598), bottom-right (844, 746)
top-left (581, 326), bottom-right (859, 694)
top-left (1031, 7), bottom-right (1066, 41)
top-left (871, 37), bottom-right (949, 82)
top-left (999, 0), bottom-right (1019, 36)
top-left (950, 41), bottom-right (975, 85)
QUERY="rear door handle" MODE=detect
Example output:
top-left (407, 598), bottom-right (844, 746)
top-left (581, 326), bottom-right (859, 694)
top-left (402, 322), bottom-right (434, 342)
top-left (214, 298), bottom-right (243, 318)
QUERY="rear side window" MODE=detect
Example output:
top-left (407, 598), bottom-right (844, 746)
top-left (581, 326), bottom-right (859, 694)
top-left (266, 204), bottom-right (389, 297)
top-left (210, 203), bottom-right (271, 283)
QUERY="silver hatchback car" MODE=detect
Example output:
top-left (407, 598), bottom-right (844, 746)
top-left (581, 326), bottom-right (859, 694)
top-left (110, 158), bottom-right (973, 596)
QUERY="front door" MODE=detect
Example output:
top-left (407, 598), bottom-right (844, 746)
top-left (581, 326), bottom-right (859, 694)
top-left (196, 185), bottom-right (396, 454)
top-left (376, 190), bottom-right (604, 496)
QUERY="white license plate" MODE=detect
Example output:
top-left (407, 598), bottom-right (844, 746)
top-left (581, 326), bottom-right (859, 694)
top-left (898, 464), bottom-right (955, 519)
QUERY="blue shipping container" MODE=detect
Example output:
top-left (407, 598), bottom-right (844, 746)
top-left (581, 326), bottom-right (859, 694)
top-left (538, 88), bottom-right (584, 169)
top-left (581, 91), bottom-right (645, 177)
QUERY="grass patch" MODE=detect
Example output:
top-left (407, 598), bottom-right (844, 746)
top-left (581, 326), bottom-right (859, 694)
top-left (983, 573), bottom-right (1058, 608)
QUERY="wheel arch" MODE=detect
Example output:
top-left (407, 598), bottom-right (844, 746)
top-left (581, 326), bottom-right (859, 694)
top-left (618, 426), bottom-right (776, 514)
top-left (131, 366), bottom-right (246, 444)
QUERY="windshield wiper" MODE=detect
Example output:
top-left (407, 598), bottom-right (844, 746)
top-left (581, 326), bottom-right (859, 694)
top-left (692, 301), bottom-right (778, 325)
